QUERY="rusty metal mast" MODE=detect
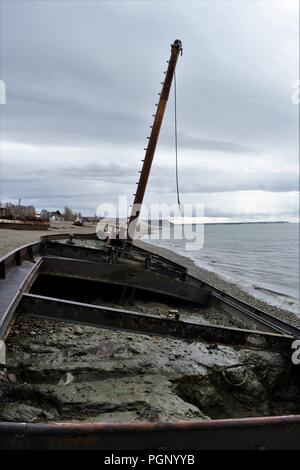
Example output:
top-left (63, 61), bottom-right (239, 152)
top-left (127, 39), bottom-right (183, 242)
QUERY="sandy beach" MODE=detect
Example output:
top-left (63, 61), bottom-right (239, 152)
top-left (0, 222), bottom-right (97, 257)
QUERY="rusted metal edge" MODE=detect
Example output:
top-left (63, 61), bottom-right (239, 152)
top-left (17, 293), bottom-right (294, 353)
top-left (0, 241), bottom-right (40, 279)
top-left (40, 256), bottom-right (209, 305)
top-left (211, 291), bottom-right (300, 338)
top-left (0, 259), bottom-right (43, 340)
top-left (0, 235), bottom-right (299, 342)
top-left (127, 40), bottom-right (183, 241)
top-left (41, 239), bottom-right (187, 279)
top-left (1, 415), bottom-right (300, 449)
top-left (40, 232), bottom-right (98, 242)
top-left (1, 414), bottom-right (300, 433)
top-left (41, 236), bottom-right (300, 338)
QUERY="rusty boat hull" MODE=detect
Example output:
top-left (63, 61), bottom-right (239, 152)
top-left (0, 232), bottom-right (299, 450)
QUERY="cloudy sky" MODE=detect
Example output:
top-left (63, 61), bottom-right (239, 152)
top-left (0, 0), bottom-right (299, 219)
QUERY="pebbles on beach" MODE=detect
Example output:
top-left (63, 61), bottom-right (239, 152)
top-left (135, 240), bottom-right (300, 327)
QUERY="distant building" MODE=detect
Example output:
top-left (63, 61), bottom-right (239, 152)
top-left (49, 210), bottom-right (64, 221)
top-left (0, 207), bottom-right (10, 218)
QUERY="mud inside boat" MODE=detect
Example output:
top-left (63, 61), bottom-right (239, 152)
top-left (1, 252), bottom-right (299, 424)
top-left (0, 233), bottom-right (299, 450)
top-left (1, 37), bottom-right (299, 449)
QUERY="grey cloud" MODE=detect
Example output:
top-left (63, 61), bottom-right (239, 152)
top-left (3, 162), bottom-right (298, 195)
top-left (0, 0), bottom-right (298, 216)
top-left (162, 132), bottom-right (257, 154)
top-left (3, 90), bottom-right (146, 146)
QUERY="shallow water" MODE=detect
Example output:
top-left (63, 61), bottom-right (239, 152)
top-left (144, 222), bottom-right (300, 315)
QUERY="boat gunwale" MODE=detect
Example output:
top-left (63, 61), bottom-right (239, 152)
top-left (1, 413), bottom-right (300, 434)
top-left (1, 414), bottom-right (300, 450)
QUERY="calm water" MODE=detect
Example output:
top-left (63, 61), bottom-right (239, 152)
top-left (144, 222), bottom-right (300, 314)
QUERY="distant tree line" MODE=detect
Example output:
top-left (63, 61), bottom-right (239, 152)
top-left (0, 201), bottom-right (96, 223)
top-left (63, 206), bottom-right (82, 221)
top-left (1, 202), bottom-right (36, 219)
top-left (63, 206), bottom-right (74, 221)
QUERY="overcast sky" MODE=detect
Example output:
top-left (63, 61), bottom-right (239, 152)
top-left (0, 0), bottom-right (299, 219)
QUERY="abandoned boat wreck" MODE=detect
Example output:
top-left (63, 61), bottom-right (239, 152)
top-left (0, 232), bottom-right (300, 449)
top-left (0, 39), bottom-right (299, 450)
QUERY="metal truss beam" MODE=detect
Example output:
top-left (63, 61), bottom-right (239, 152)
top-left (41, 256), bottom-right (209, 305)
top-left (17, 293), bottom-right (293, 353)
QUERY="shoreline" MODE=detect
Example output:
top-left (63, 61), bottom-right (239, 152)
top-left (135, 239), bottom-right (300, 328)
